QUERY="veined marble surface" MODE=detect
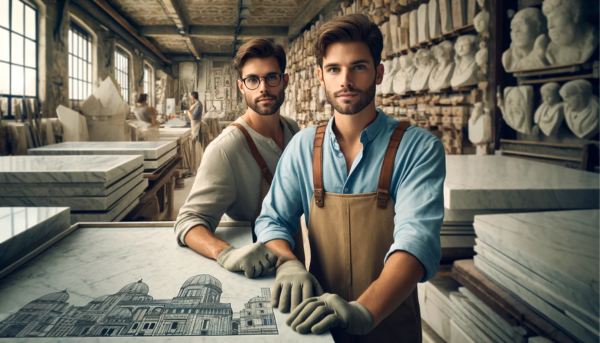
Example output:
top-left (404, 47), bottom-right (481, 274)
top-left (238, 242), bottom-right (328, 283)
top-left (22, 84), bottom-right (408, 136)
top-left (0, 223), bottom-right (333, 342)
top-left (445, 156), bottom-right (599, 210)
top-left (0, 156), bottom-right (143, 185)
top-left (473, 210), bottom-right (599, 308)
top-left (0, 177), bottom-right (144, 211)
top-left (0, 167), bottom-right (143, 197)
top-left (145, 148), bottom-right (177, 170)
top-left (0, 207), bottom-right (71, 272)
top-left (159, 128), bottom-right (191, 138)
top-left (28, 141), bottom-right (177, 160)
top-left (449, 293), bottom-right (496, 343)
top-left (70, 179), bottom-right (148, 224)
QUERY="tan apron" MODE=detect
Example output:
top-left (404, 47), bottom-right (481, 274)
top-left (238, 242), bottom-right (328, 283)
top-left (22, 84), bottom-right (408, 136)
top-left (308, 121), bottom-right (421, 343)
top-left (229, 119), bottom-right (306, 262)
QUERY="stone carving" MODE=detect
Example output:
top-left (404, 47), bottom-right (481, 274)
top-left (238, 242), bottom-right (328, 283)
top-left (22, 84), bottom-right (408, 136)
top-left (410, 49), bottom-right (436, 91)
top-left (543, 0), bottom-right (599, 65)
top-left (399, 13), bottom-right (410, 50)
top-left (381, 57), bottom-right (400, 94)
top-left (376, 59), bottom-right (394, 95)
top-left (452, 0), bottom-right (466, 29)
top-left (532, 83), bottom-right (565, 137)
top-left (473, 0), bottom-right (490, 38)
top-left (468, 102), bottom-right (492, 154)
top-left (429, 0), bottom-right (442, 38)
top-left (439, 0), bottom-right (453, 34)
top-left (502, 8), bottom-right (549, 72)
top-left (418, 4), bottom-right (430, 43)
top-left (498, 86), bottom-right (534, 135)
top-left (381, 21), bottom-right (393, 57)
top-left (390, 15), bottom-right (400, 52)
top-left (393, 52), bottom-right (416, 95)
top-left (560, 80), bottom-right (599, 139)
top-left (450, 35), bottom-right (479, 88)
top-left (409, 9), bottom-right (418, 47)
top-left (467, 0), bottom-right (477, 24)
top-left (475, 41), bottom-right (488, 77)
top-left (429, 41), bottom-right (456, 92)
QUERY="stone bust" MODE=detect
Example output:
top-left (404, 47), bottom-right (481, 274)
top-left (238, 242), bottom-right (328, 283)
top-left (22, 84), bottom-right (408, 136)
top-left (469, 102), bottom-right (492, 154)
top-left (381, 57), bottom-right (400, 94)
top-left (543, 0), bottom-right (599, 65)
top-left (392, 52), bottom-right (416, 95)
top-left (560, 80), bottom-right (599, 139)
top-left (450, 35), bottom-right (479, 88)
top-left (410, 49), bottom-right (437, 91)
top-left (376, 59), bottom-right (394, 95)
top-left (499, 86), bottom-right (534, 135)
top-left (429, 41), bottom-right (455, 92)
top-left (502, 7), bottom-right (549, 71)
top-left (533, 82), bottom-right (565, 137)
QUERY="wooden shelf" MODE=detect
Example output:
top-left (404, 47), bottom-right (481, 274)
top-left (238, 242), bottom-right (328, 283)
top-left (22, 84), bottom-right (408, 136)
top-left (389, 24), bottom-right (476, 58)
top-left (508, 61), bottom-right (599, 85)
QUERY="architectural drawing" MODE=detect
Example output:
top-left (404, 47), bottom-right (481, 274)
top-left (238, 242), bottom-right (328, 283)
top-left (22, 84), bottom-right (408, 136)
top-left (0, 274), bottom-right (277, 338)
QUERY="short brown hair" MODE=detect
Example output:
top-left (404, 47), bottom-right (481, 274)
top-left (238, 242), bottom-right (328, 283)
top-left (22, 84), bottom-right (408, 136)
top-left (314, 14), bottom-right (383, 68)
top-left (191, 91), bottom-right (198, 100)
top-left (233, 38), bottom-right (286, 78)
top-left (137, 94), bottom-right (147, 103)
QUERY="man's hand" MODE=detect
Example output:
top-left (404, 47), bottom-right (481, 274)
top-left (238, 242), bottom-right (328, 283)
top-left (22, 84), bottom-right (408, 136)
top-left (286, 293), bottom-right (374, 335)
top-left (272, 260), bottom-right (323, 313)
top-left (216, 242), bottom-right (277, 278)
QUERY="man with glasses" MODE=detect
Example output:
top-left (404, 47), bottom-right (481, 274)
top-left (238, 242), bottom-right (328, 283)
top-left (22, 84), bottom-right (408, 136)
top-left (174, 38), bottom-right (309, 282)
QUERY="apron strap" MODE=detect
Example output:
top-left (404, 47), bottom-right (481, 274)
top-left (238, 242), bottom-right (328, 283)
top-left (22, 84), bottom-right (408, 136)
top-left (282, 117), bottom-right (297, 136)
top-left (312, 123), bottom-right (328, 208)
top-left (229, 123), bottom-right (273, 185)
top-left (377, 122), bottom-right (411, 209)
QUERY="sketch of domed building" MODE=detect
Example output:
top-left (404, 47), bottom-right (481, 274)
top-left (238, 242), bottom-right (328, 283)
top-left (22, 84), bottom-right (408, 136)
top-left (0, 275), bottom-right (277, 338)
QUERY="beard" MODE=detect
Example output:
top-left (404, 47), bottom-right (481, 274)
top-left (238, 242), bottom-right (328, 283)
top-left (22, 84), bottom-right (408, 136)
top-left (245, 88), bottom-right (285, 116)
top-left (324, 76), bottom-right (376, 115)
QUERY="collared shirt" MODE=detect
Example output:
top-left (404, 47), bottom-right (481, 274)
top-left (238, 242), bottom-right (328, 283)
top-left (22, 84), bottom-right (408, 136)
top-left (255, 109), bottom-right (445, 282)
top-left (192, 100), bottom-right (203, 121)
top-left (173, 115), bottom-right (299, 246)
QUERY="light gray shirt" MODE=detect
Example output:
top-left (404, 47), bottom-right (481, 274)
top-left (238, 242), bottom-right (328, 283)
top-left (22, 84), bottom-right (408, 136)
top-left (174, 115), bottom-right (300, 246)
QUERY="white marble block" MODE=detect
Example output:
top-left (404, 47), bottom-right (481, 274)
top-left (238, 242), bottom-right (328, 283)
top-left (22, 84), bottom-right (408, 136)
top-left (417, 4), bottom-right (430, 43)
top-left (450, 320), bottom-right (476, 343)
top-left (0, 207), bottom-right (71, 272)
top-left (29, 141), bottom-right (177, 160)
top-left (560, 79), bottom-right (599, 139)
top-left (409, 10), bottom-right (419, 47)
top-left (533, 82), bottom-right (564, 136)
top-left (439, 0), bottom-right (454, 33)
top-left (452, 0), bottom-right (467, 29)
top-left (450, 292), bottom-right (497, 343)
top-left (81, 77), bottom-right (129, 118)
top-left (0, 223), bottom-right (334, 341)
top-left (543, 0), bottom-right (599, 65)
top-left (444, 155), bottom-right (600, 210)
top-left (56, 105), bottom-right (89, 142)
top-left (499, 86), bottom-right (533, 134)
top-left (428, 0), bottom-right (442, 38)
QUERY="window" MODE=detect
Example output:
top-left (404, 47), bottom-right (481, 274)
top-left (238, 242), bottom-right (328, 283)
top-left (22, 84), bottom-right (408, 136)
top-left (149, 323), bottom-right (155, 329)
top-left (0, 0), bottom-right (37, 119)
top-left (114, 48), bottom-right (129, 102)
top-left (68, 22), bottom-right (92, 109)
top-left (131, 323), bottom-right (138, 330)
top-left (143, 65), bottom-right (151, 105)
top-left (143, 323), bottom-right (149, 330)
top-left (247, 320), bottom-right (253, 326)
top-left (202, 320), bottom-right (209, 330)
top-left (171, 322), bottom-right (178, 330)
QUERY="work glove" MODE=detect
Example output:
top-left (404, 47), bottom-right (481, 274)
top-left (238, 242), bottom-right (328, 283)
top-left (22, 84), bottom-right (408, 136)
top-left (272, 260), bottom-right (323, 313)
top-left (286, 293), bottom-right (374, 335)
top-left (216, 242), bottom-right (277, 278)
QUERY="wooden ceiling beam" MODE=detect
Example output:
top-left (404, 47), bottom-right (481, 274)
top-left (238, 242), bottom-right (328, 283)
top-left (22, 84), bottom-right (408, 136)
top-left (139, 25), bottom-right (289, 38)
top-left (288, 0), bottom-right (338, 37)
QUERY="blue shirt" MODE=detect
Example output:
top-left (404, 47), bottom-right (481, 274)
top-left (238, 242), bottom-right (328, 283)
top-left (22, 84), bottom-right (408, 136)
top-left (192, 100), bottom-right (203, 120)
top-left (255, 109), bottom-right (445, 282)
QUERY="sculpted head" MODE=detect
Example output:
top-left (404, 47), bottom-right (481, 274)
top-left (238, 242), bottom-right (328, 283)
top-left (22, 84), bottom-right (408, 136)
top-left (454, 35), bottom-right (478, 58)
top-left (540, 82), bottom-right (561, 106)
top-left (542, 0), bottom-right (581, 46)
top-left (506, 87), bottom-right (527, 118)
top-left (400, 52), bottom-right (414, 70)
top-left (511, 8), bottom-right (547, 49)
top-left (413, 49), bottom-right (434, 68)
top-left (559, 80), bottom-right (592, 112)
top-left (432, 41), bottom-right (454, 65)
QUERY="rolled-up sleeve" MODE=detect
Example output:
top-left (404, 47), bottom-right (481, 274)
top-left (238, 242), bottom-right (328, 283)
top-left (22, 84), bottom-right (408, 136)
top-left (387, 139), bottom-right (445, 282)
top-left (255, 143), bottom-right (304, 250)
top-left (173, 144), bottom-right (236, 246)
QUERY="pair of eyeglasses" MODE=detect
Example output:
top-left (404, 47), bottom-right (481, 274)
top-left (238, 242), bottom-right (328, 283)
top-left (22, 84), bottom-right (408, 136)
top-left (240, 73), bottom-right (284, 90)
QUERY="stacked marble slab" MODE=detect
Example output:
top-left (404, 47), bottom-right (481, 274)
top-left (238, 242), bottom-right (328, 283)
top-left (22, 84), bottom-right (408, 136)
top-left (0, 207), bottom-right (71, 273)
top-left (0, 222), bottom-right (334, 342)
top-left (418, 276), bottom-right (461, 342)
top-left (442, 156), bottom-right (600, 250)
top-left (473, 210), bottom-right (599, 343)
top-left (28, 141), bottom-right (178, 171)
top-left (0, 155), bottom-right (146, 224)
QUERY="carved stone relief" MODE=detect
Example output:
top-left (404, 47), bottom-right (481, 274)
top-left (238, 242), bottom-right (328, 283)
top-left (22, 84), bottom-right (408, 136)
top-left (560, 80), bottom-right (599, 139)
top-left (499, 86), bottom-right (534, 135)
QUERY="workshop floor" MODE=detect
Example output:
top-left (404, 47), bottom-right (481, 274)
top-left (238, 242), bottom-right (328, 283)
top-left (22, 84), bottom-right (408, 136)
top-left (172, 176), bottom-right (195, 220)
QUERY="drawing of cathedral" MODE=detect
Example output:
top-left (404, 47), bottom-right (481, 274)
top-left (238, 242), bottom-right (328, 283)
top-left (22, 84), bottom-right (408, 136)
top-left (0, 274), bottom-right (278, 337)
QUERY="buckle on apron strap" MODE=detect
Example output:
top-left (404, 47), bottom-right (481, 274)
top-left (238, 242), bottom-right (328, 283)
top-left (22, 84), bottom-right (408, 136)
top-left (315, 188), bottom-right (325, 207)
top-left (376, 189), bottom-right (389, 209)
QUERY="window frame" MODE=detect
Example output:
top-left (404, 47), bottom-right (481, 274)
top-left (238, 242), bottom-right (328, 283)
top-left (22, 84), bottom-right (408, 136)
top-left (68, 21), bottom-right (92, 110)
top-left (0, 0), bottom-right (38, 120)
top-left (143, 64), bottom-right (151, 106)
top-left (114, 47), bottom-right (130, 103)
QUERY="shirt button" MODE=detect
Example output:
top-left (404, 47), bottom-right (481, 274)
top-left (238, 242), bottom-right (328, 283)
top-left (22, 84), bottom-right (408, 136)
top-left (338, 153), bottom-right (343, 158)
top-left (344, 188), bottom-right (349, 192)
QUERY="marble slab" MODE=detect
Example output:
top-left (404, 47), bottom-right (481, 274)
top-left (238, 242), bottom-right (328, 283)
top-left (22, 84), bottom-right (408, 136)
top-left (449, 292), bottom-right (496, 343)
top-left (474, 239), bottom-right (598, 328)
top-left (445, 156), bottom-right (600, 210)
top-left (418, 283), bottom-right (451, 342)
top-left (426, 276), bottom-right (461, 315)
top-left (145, 148), bottom-right (177, 170)
top-left (473, 210), bottom-right (599, 315)
top-left (451, 319), bottom-right (476, 343)
top-left (443, 208), bottom-right (536, 224)
top-left (0, 178), bottom-right (145, 211)
top-left (29, 141), bottom-right (177, 160)
top-left (0, 167), bottom-right (144, 197)
top-left (0, 223), bottom-right (333, 342)
top-left (56, 105), bottom-right (89, 142)
top-left (0, 156), bottom-right (144, 185)
top-left (475, 255), bottom-right (598, 343)
top-left (70, 179), bottom-right (148, 224)
top-left (0, 208), bottom-right (71, 272)
top-left (454, 291), bottom-right (517, 343)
